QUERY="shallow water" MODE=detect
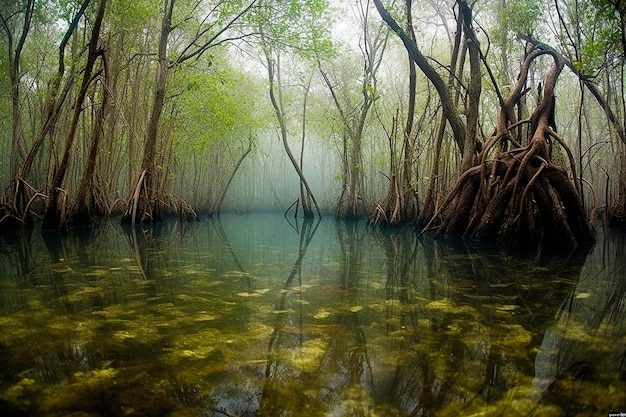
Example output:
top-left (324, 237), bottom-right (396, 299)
top-left (0, 212), bottom-right (624, 416)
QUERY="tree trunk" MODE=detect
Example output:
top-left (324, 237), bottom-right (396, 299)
top-left (519, 27), bottom-right (626, 229)
top-left (72, 45), bottom-right (110, 227)
top-left (370, 111), bottom-right (402, 225)
top-left (459, 0), bottom-right (482, 172)
top-left (5, 0), bottom-right (90, 226)
top-left (264, 48), bottom-right (320, 218)
top-left (373, 0), bottom-right (467, 154)
top-left (209, 136), bottom-right (253, 216)
top-left (401, 0), bottom-right (419, 221)
top-left (319, 2), bottom-right (389, 219)
top-left (42, 0), bottom-right (107, 231)
top-left (298, 74), bottom-right (314, 217)
top-left (0, 0), bottom-right (33, 228)
top-left (121, 0), bottom-right (174, 225)
top-left (2, 0), bottom-right (35, 181)
top-left (413, 1), bottom-right (463, 226)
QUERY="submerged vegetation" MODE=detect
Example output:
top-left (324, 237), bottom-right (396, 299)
top-left (0, 214), bottom-right (624, 415)
top-left (0, 0), bottom-right (625, 248)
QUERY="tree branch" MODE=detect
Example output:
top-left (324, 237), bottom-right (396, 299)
top-left (519, 34), bottom-right (626, 144)
top-left (372, 0), bottom-right (467, 153)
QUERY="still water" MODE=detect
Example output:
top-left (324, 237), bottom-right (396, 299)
top-left (0, 212), bottom-right (624, 416)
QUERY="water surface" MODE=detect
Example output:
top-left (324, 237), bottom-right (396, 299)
top-left (0, 212), bottom-right (624, 416)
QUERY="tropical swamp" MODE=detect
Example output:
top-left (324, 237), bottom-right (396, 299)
top-left (2, 0), bottom-right (626, 414)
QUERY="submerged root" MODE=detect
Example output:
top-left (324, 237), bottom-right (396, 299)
top-left (1, 178), bottom-right (47, 230)
top-left (0, 203), bottom-right (24, 229)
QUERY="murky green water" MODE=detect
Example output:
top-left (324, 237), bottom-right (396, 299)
top-left (0, 212), bottom-right (624, 416)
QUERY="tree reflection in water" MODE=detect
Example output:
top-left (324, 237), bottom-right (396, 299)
top-left (379, 229), bottom-right (623, 416)
top-left (0, 215), bottom-right (624, 416)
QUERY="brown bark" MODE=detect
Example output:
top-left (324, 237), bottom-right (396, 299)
top-left (520, 34), bottom-right (625, 144)
top-left (369, 0), bottom-right (420, 226)
top-left (0, 0), bottom-right (34, 180)
top-left (459, 0), bottom-right (482, 173)
top-left (0, 0), bottom-right (33, 228)
top-left (4, 0), bottom-right (90, 227)
top-left (401, 0), bottom-right (419, 221)
top-left (457, 0), bottom-right (511, 170)
top-left (424, 48), bottom-right (595, 249)
top-left (370, 112), bottom-right (402, 225)
top-left (415, 1), bottom-right (463, 226)
top-left (321, 2), bottom-right (388, 219)
top-left (72, 45), bottom-right (110, 227)
top-left (122, 0), bottom-right (175, 225)
top-left (42, 0), bottom-right (107, 230)
top-left (519, 29), bottom-right (626, 229)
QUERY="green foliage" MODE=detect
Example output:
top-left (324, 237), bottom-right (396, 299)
top-left (170, 0), bottom-right (250, 56)
top-left (506, 0), bottom-right (542, 35)
top-left (55, 0), bottom-right (87, 24)
top-left (0, 0), bottom-right (61, 34)
top-left (253, 0), bottom-right (336, 59)
top-left (169, 53), bottom-right (266, 155)
top-left (493, 0), bottom-right (543, 38)
top-left (108, 0), bottom-right (160, 29)
top-left (569, 0), bottom-right (622, 77)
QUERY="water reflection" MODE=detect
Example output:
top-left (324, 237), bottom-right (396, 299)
top-left (532, 231), bottom-right (626, 412)
top-left (0, 213), bottom-right (624, 416)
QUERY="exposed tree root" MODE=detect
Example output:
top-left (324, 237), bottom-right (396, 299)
top-left (121, 170), bottom-right (199, 225)
top-left (428, 151), bottom-right (593, 247)
top-left (1, 178), bottom-right (47, 229)
top-left (424, 46), bottom-right (595, 249)
top-left (0, 204), bottom-right (24, 229)
top-left (41, 187), bottom-right (71, 231)
top-left (166, 194), bottom-right (198, 221)
top-left (121, 170), bottom-right (157, 225)
top-left (370, 174), bottom-right (403, 226)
